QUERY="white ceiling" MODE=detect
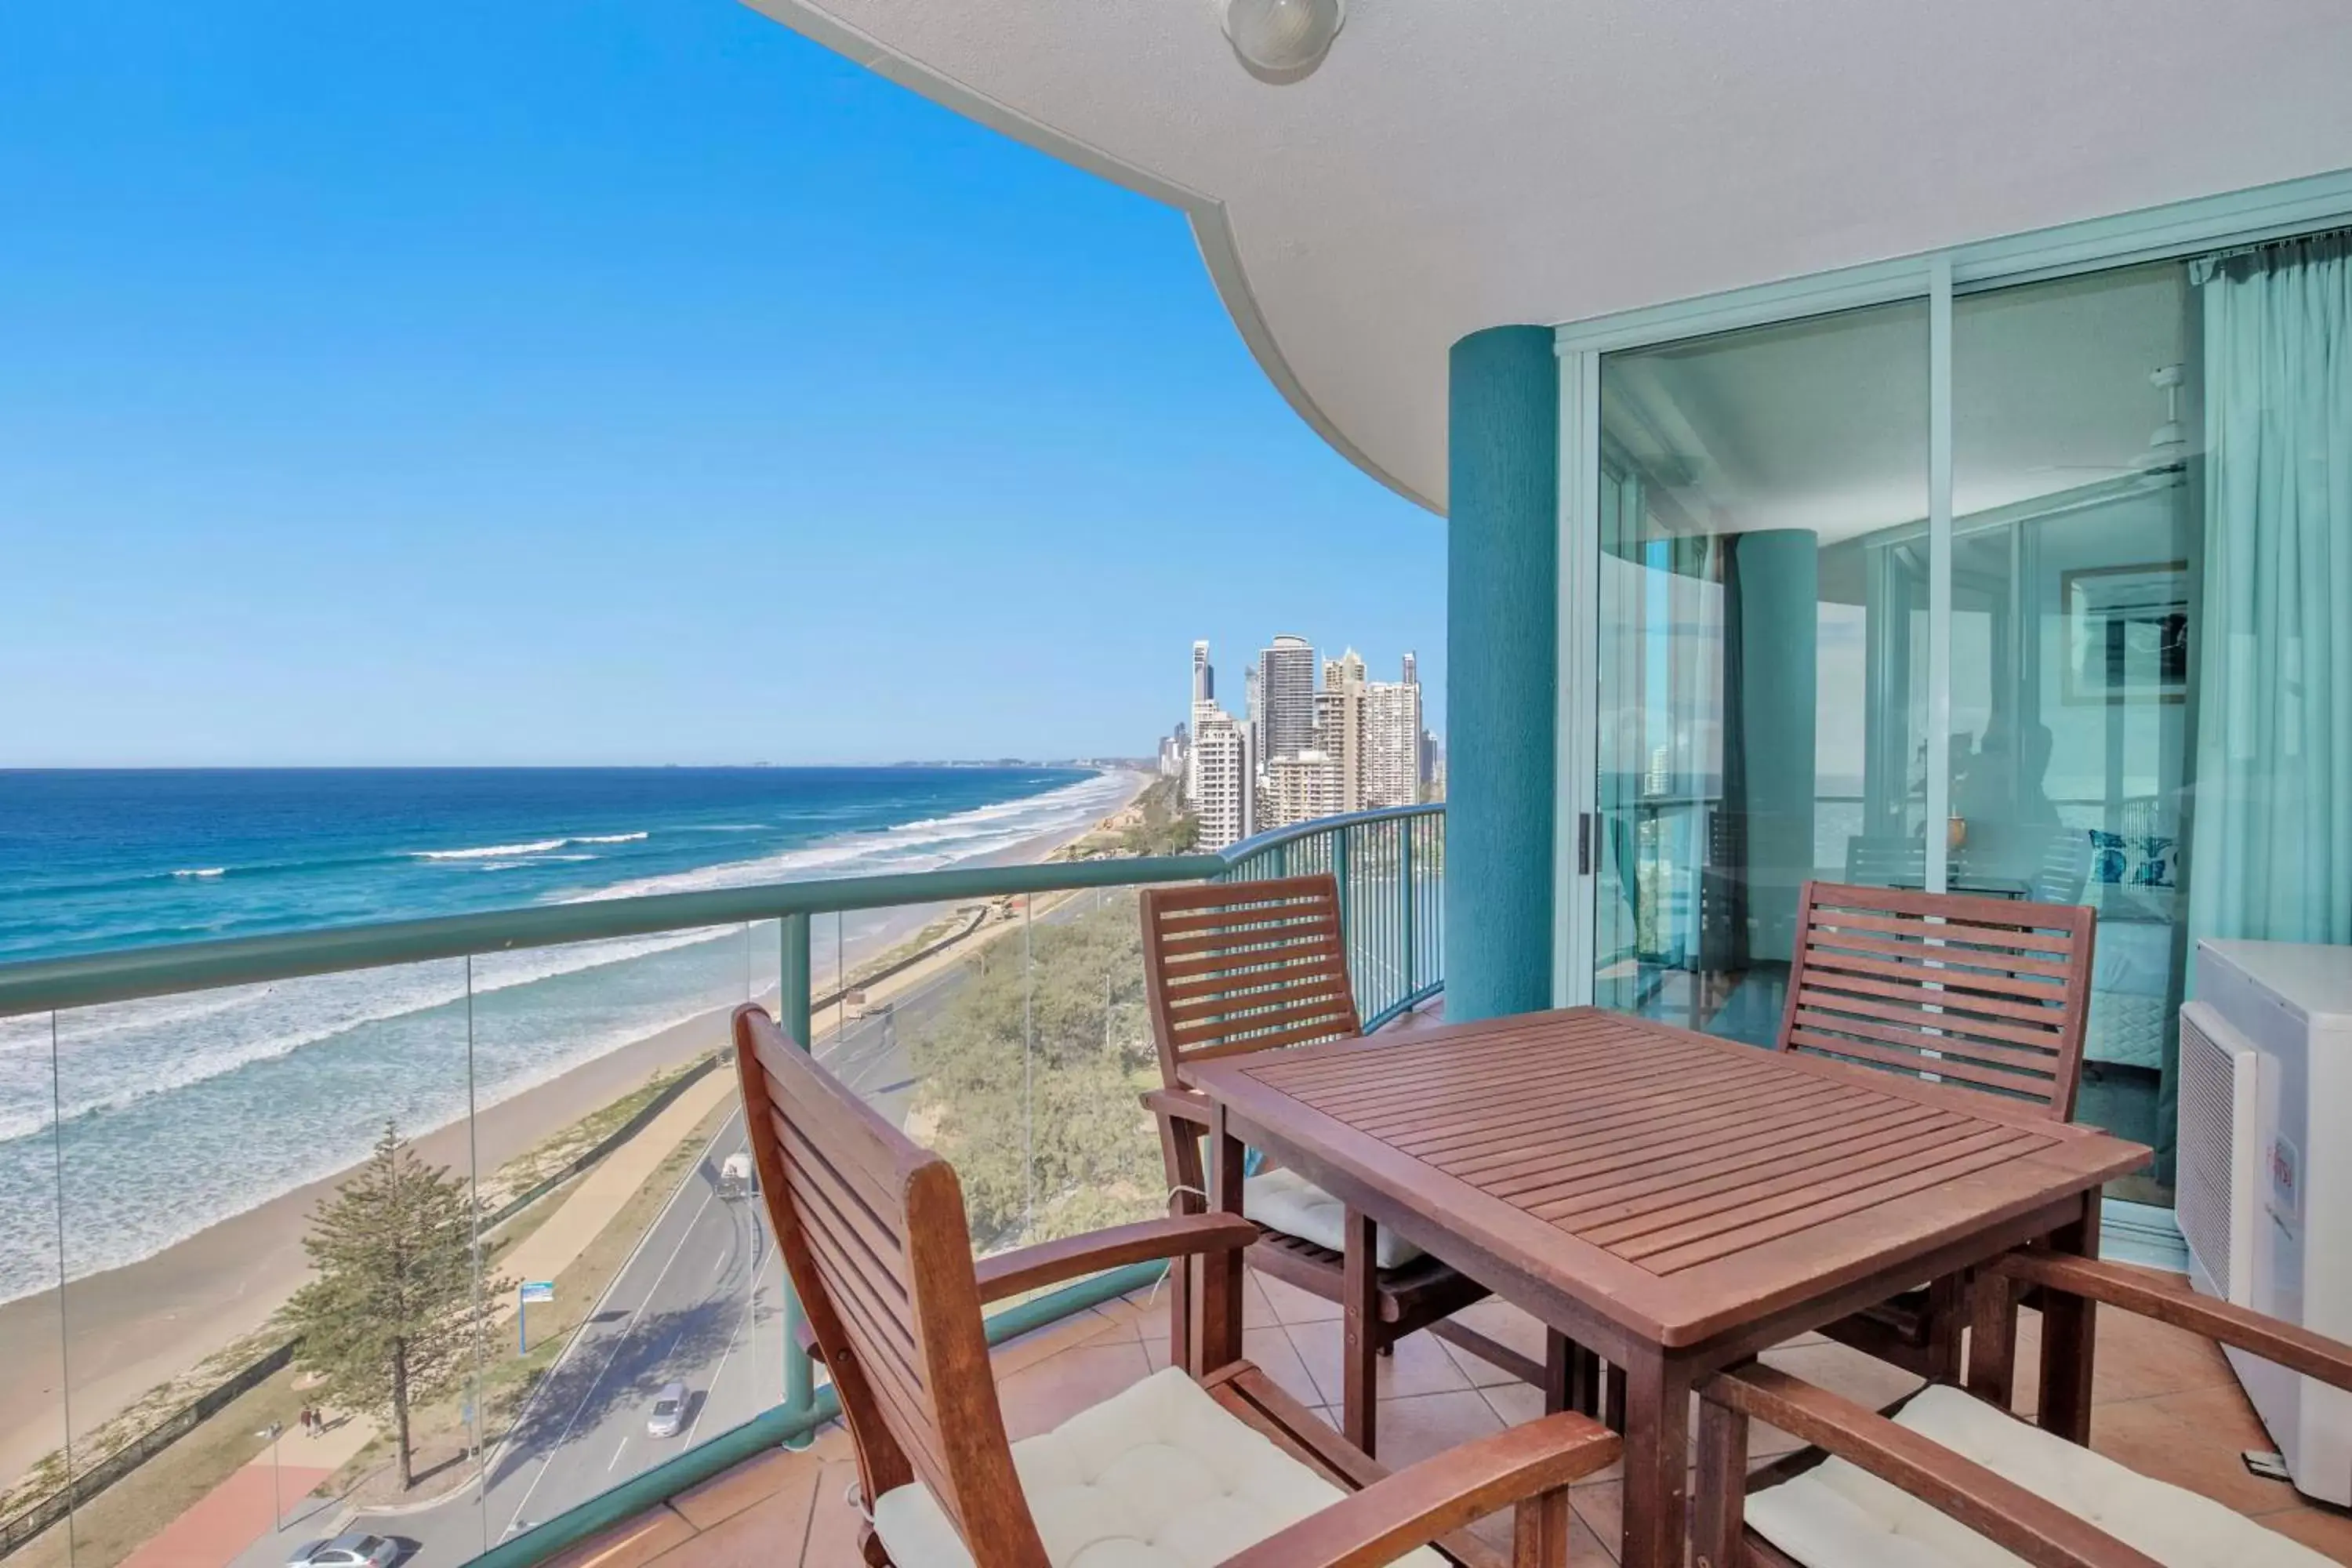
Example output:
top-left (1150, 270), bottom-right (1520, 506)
top-left (742, 0), bottom-right (2352, 514)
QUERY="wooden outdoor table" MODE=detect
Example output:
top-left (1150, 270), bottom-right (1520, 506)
top-left (1185, 1005), bottom-right (2152, 1568)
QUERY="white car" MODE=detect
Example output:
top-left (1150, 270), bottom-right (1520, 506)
top-left (646, 1381), bottom-right (688, 1439)
top-left (287, 1534), bottom-right (398, 1568)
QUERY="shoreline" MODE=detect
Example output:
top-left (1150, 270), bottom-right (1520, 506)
top-left (0, 768), bottom-right (1152, 1491)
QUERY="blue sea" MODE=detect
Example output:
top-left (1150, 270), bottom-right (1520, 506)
top-left (0, 767), bottom-right (1133, 1302)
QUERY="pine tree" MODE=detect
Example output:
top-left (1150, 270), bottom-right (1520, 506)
top-left (281, 1122), bottom-right (505, 1490)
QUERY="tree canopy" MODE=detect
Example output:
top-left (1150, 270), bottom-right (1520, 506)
top-left (280, 1122), bottom-right (506, 1490)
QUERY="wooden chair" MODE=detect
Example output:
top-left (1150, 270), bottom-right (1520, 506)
top-left (731, 1003), bottom-right (1620, 1568)
top-left (1694, 1252), bottom-right (2352, 1568)
top-left (1137, 875), bottom-right (1548, 1457)
top-left (1766, 879), bottom-right (2099, 1381)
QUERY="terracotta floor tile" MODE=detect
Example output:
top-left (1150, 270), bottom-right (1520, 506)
top-left (1076, 1298), bottom-right (1149, 1345)
top-left (1480, 1379), bottom-right (1548, 1428)
top-left (1288, 1321), bottom-right (1473, 1406)
top-left (669, 1446), bottom-right (820, 1532)
top-left (994, 1340), bottom-right (1156, 1442)
top-left (2251, 1500), bottom-right (2352, 1559)
top-left (666, 1475), bottom-right (822, 1568)
top-left (1369, 1388), bottom-right (1525, 1552)
top-left (1239, 1324), bottom-right (1325, 1410)
top-left (541, 1506), bottom-right (697, 1568)
top-left (797, 1459), bottom-right (869, 1566)
top-left (1372, 1388), bottom-right (1509, 1468)
top-left (1251, 1266), bottom-right (1342, 1324)
top-left (989, 1305), bottom-right (1126, 1379)
top-left (1440, 1330), bottom-right (1533, 1390)
top-left (2089, 1382), bottom-right (2297, 1517)
top-left (1757, 1339), bottom-right (1926, 1414)
top-left (1445, 1298), bottom-right (1552, 1367)
top-left (2085, 1303), bottom-right (2238, 1405)
top-left (1570, 1478), bottom-right (1623, 1548)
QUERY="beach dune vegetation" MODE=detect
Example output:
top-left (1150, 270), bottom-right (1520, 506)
top-left (909, 895), bottom-right (1163, 1252)
top-left (279, 1123), bottom-right (508, 1491)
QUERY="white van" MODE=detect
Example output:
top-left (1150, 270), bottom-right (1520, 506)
top-left (718, 1152), bottom-right (755, 1199)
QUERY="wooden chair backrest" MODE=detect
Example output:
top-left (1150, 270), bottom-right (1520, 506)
top-left (1140, 874), bottom-right (1363, 1087)
top-left (733, 1005), bottom-right (1047, 1567)
top-left (1777, 880), bottom-right (2098, 1120)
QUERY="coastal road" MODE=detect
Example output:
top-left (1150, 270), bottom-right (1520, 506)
top-left (299, 910), bottom-right (991, 1567)
top-left (254, 892), bottom-right (1109, 1568)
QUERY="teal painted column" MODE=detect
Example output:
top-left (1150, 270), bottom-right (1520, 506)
top-left (1446, 328), bottom-right (1558, 1020)
top-left (1735, 529), bottom-right (1819, 964)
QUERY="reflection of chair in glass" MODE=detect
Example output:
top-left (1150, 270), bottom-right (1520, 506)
top-left (1690, 809), bottom-right (1749, 1029)
top-left (732, 1003), bottom-right (1621, 1568)
top-left (1138, 876), bottom-right (1542, 1457)
top-left (1842, 835), bottom-right (1926, 887)
top-left (2030, 828), bottom-right (2095, 906)
top-left (1702, 1253), bottom-right (2352, 1568)
top-left (1776, 879), bottom-right (2099, 1380)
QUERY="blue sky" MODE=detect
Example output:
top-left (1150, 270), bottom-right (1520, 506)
top-left (0, 0), bottom-right (1442, 768)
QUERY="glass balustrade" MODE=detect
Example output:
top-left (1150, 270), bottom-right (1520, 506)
top-left (0, 807), bottom-right (1442, 1568)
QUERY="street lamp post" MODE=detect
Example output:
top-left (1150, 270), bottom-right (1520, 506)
top-left (256, 1422), bottom-right (284, 1531)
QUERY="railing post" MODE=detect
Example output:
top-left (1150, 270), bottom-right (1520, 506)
top-left (778, 913), bottom-right (816, 1450)
top-left (1333, 825), bottom-right (1355, 1016)
top-left (1401, 815), bottom-right (1417, 1000)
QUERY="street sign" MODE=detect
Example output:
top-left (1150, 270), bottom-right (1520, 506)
top-left (519, 1281), bottom-right (555, 1303)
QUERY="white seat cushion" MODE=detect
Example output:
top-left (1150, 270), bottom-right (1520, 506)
top-left (872, 1366), bottom-right (1446, 1568)
top-left (1244, 1167), bottom-right (1424, 1269)
top-left (1745, 1384), bottom-right (2332, 1567)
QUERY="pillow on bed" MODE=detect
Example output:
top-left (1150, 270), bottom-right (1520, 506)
top-left (2088, 829), bottom-right (2177, 889)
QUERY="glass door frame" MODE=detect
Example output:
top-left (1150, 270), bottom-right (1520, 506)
top-left (1549, 169), bottom-right (2352, 1010)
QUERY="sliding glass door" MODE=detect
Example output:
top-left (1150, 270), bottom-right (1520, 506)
top-left (1593, 298), bottom-right (1929, 1047)
top-left (1584, 259), bottom-right (2212, 1203)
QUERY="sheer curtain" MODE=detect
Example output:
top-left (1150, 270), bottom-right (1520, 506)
top-left (2188, 231), bottom-right (2352, 948)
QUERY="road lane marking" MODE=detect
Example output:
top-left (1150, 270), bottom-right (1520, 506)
top-left (497, 1109), bottom-right (742, 1538)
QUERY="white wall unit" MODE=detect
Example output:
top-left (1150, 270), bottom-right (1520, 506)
top-left (2180, 939), bottom-right (2352, 1505)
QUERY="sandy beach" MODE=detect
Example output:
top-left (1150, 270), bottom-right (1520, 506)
top-left (0, 769), bottom-right (1150, 1492)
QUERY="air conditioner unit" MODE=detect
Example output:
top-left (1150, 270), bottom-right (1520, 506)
top-left (2179, 938), bottom-right (2352, 1505)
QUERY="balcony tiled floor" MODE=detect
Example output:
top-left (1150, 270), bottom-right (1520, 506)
top-left (547, 1263), bottom-right (2352, 1567)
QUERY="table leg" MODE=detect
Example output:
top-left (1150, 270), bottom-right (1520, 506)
top-left (1200, 1103), bottom-right (1247, 1373)
top-left (1619, 1349), bottom-right (1693, 1568)
top-left (1342, 1207), bottom-right (1378, 1455)
top-left (2037, 1194), bottom-right (2100, 1445)
top-left (1544, 1330), bottom-right (1601, 1418)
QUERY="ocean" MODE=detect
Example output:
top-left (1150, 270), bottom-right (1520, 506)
top-left (0, 766), bottom-right (1132, 1304)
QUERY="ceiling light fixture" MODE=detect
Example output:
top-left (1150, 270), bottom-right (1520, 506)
top-left (1221, 0), bottom-right (1345, 82)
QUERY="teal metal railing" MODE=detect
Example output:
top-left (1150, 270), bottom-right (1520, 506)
top-left (0, 803), bottom-right (1441, 1568)
top-left (1221, 805), bottom-right (1444, 1030)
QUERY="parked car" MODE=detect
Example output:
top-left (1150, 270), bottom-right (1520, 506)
top-left (287, 1534), bottom-right (398, 1568)
top-left (646, 1381), bottom-right (688, 1439)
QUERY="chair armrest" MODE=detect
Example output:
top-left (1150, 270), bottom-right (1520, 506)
top-left (1143, 1085), bottom-right (1215, 1127)
top-left (1993, 1251), bottom-right (2352, 1392)
top-left (975, 1212), bottom-right (1258, 1305)
top-left (1705, 1363), bottom-right (2161, 1568)
top-left (1216, 1412), bottom-right (1617, 1568)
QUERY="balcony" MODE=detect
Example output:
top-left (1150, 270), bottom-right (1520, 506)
top-left (5, 800), bottom-right (2350, 1568)
top-left (0, 808), bottom-right (1438, 1568)
top-left (544, 1269), bottom-right (2352, 1567)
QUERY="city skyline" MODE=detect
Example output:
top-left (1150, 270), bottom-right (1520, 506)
top-left (1172, 633), bottom-right (1438, 849)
